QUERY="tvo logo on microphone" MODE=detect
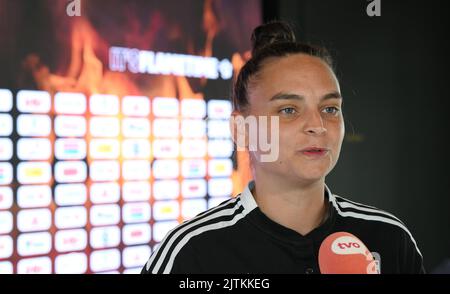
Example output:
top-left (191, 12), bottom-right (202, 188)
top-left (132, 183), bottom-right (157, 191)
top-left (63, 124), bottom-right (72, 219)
top-left (331, 235), bottom-right (380, 274)
top-left (332, 235), bottom-right (367, 255)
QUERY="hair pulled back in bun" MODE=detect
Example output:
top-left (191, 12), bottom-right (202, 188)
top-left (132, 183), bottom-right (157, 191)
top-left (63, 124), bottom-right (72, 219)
top-left (232, 21), bottom-right (334, 112)
top-left (251, 21), bottom-right (296, 56)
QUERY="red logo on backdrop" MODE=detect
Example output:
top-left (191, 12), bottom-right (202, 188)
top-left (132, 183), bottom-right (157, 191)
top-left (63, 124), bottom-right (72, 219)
top-left (131, 230), bottom-right (143, 237)
top-left (63, 237), bottom-right (78, 245)
top-left (64, 168), bottom-right (78, 176)
top-left (26, 99), bottom-right (42, 107)
top-left (27, 265), bottom-right (43, 274)
top-left (189, 185), bottom-right (199, 192)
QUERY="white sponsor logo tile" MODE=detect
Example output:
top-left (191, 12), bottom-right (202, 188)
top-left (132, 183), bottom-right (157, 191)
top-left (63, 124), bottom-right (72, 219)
top-left (90, 204), bottom-right (120, 226)
top-left (55, 206), bottom-right (87, 229)
top-left (0, 138), bottom-right (13, 160)
top-left (153, 118), bottom-right (179, 138)
top-left (55, 184), bottom-right (87, 206)
top-left (180, 139), bottom-right (207, 158)
top-left (181, 179), bottom-right (207, 198)
top-left (208, 178), bottom-right (233, 197)
top-left (89, 161), bottom-right (120, 182)
top-left (17, 208), bottom-right (51, 232)
top-left (122, 202), bottom-right (151, 224)
top-left (153, 97), bottom-right (179, 117)
top-left (153, 200), bottom-right (179, 221)
top-left (17, 232), bottom-right (52, 256)
top-left (122, 139), bottom-right (150, 159)
top-left (17, 256), bottom-right (52, 274)
top-left (17, 185), bottom-right (52, 208)
top-left (54, 92), bottom-right (87, 115)
top-left (54, 115), bottom-right (86, 137)
top-left (122, 245), bottom-right (151, 268)
top-left (0, 114), bottom-right (12, 136)
top-left (17, 162), bottom-right (51, 184)
top-left (152, 139), bottom-right (179, 158)
top-left (55, 138), bottom-right (86, 160)
top-left (54, 161), bottom-right (87, 183)
top-left (89, 139), bottom-right (120, 159)
top-left (153, 180), bottom-right (179, 200)
top-left (89, 94), bottom-right (119, 115)
top-left (152, 159), bottom-right (179, 179)
top-left (0, 187), bottom-right (13, 209)
top-left (181, 99), bottom-right (206, 118)
top-left (17, 138), bottom-right (51, 160)
top-left (181, 119), bottom-right (206, 138)
top-left (208, 159), bottom-right (233, 177)
top-left (0, 261), bottom-right (13, 274)
top-left (17, 90), bottom-right (51, 113)
top-left (0, 211), bottom-right (13, 234)
top-left (55, 252), bottom-right (87, 274)
top-left (17, 114), bottom-right (51, 136)
top-left (208, 139), bottom-right (234, 158)
top-left (122, 118), bottom-right (150, 138)
top-left (122, 181), bottom-right (150, 202)
top-left (122, 223), bottom-right (151, 246)
top-left (90, 182), bottom-right (120, 204)
top-left (122, 267), bottom-right (142, 274)
top-left (90, 226), bottom-right (120, 249)
top-left (89, 117), bottom-right (120, 137)
top-left (0, 89), bottom-right (13, 112)
top-left (181, 159), bottom-right (206, 178)
top-left (122, 160), bottom-right (150, 181)
top-left (122, 96), bottom-right (150, 116)
top-left (55, 228), bottom-right (87, 252)
top-left (90, 249), bottom-right (121, 272)
top-left (207, 119), bottom-right (231, 138)
top-left (207, 100), bottom-right (232, 119)
top-left (0, 235), bottom-right (13, 259)
top-left (0, 162), bottom-right (13, 185)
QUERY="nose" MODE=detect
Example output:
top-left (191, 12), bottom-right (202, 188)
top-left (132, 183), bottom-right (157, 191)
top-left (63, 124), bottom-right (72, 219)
top-left (303, 110), bottom-right (327, 136)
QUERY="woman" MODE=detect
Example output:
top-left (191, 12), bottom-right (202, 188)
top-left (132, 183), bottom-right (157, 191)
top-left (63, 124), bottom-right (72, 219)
top-left (142, 21), bottom-right (424, 274)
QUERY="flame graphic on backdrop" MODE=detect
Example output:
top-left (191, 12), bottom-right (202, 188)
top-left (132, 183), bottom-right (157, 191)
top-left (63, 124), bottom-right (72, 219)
top-left (19, 4), bottom-right (253, 199)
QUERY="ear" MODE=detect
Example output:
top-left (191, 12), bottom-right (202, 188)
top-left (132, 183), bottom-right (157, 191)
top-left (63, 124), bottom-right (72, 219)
top-left (230, 110), bottom-right (248, 151)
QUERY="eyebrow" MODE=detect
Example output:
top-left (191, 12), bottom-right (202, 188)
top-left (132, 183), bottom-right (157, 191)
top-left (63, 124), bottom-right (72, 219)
top-left (269, 91), bottom-right (342, 102)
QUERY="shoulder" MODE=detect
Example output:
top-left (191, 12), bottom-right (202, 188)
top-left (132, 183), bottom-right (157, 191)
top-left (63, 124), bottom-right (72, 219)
top-left (332, 193), bottom-right (406, 227)
top-left (330, 193), bottom-right (423, 257)
top-left (142, 196), bottom-right (246, 274)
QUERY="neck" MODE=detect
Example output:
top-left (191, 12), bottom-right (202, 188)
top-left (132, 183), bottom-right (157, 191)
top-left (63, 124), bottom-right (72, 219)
top-left (252, 169), bottom-right (328, 236)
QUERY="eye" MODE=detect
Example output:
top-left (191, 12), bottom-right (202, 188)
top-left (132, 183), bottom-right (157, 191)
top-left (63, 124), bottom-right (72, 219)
top-left (322, 106), bottom-right (340, 115)
top-left (279, 107), bottom-right (297, 116)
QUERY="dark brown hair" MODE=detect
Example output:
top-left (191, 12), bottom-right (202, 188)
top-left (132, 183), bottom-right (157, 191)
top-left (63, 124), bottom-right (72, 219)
top-left (232, 21), bottom-right (334, 112)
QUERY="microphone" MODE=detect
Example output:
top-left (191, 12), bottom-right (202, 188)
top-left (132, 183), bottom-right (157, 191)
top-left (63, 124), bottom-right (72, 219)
top-left (318, 231), bottom-right (380, 274)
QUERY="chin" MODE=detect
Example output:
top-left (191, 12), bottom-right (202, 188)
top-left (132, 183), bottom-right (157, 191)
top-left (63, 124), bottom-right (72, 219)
top-left (296, 173), bottom-right (326, 183)
top-left (293, 166), bottom-right (329, 183)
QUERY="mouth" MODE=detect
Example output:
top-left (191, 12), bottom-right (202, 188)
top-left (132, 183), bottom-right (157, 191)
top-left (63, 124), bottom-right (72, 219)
top-left (298, 146), bottom-right (329, 158)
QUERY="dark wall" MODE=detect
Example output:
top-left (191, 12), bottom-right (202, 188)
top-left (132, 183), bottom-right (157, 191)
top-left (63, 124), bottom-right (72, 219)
top-left (264, 0), bottom-right (450, 271)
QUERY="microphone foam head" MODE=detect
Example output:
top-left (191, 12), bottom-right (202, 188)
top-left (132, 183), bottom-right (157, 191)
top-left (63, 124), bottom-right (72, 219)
top-left (318, 232), bottom-right (379, 274)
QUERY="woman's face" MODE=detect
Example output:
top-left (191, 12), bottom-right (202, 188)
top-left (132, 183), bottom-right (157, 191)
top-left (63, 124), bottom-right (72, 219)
top-left (246, 53), bottom-right (345, 184)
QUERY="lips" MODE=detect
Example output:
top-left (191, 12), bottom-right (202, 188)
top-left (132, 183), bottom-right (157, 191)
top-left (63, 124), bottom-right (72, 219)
top-left (299, 146), bottom-right (329, 157)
